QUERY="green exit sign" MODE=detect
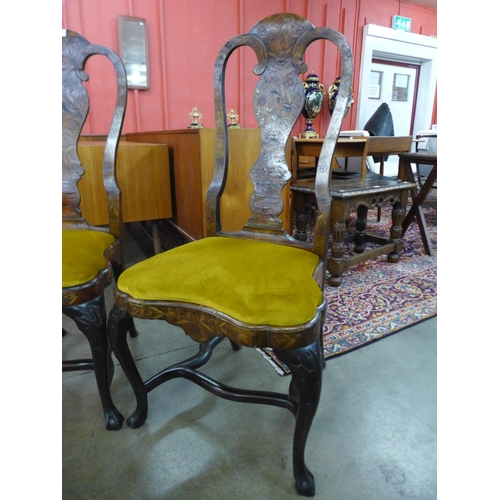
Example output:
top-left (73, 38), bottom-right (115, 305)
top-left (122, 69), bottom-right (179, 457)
top-left (392, 16), bottom-right (411, 32)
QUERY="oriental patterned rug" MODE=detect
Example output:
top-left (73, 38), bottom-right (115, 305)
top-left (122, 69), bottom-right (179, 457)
top-left (260, 190), bottom-right (437, 375)
top-left (139, 190), bottom-right (437, 376)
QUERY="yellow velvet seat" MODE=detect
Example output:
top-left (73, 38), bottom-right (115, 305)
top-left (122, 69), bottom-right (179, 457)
top-left (117, 236), bottom-right (322, 327)
top-left (62, 230), bottom-right (116, 288)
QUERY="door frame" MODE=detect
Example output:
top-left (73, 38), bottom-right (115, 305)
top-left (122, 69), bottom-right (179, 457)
top-left (356, 24), bottom-right (437, 137)
top-left (372, 58), bottom-right (421, 135)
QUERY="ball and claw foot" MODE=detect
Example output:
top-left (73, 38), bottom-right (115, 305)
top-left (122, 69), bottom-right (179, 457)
top-left (105, 409), bottom-right (124, 430)
top-left (295, 467), bottom-right (315, 497)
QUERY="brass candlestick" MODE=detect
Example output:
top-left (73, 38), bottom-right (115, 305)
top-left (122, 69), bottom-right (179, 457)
top-left (227, 109), bottom-right (241, 128)
top-left (188, 107), bottom-right (204, 128)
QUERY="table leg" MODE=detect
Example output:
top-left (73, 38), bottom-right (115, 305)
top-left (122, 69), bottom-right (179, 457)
top-left (152, 220), bottom-right (162, 255)
top-left (354, 205), bottom-right (368, 253)
top-left (388, 201), bottom-right (405, 263)
top-left (401, 164), bottom-right (437, 256)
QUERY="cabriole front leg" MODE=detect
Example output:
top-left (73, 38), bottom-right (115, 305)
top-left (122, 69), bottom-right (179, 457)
top-left (63, 295), bottom-right (124, 430)
top-left (275, 337), bottom-right (323, 497)
top-left (108, 304), bottom-right (148, 429)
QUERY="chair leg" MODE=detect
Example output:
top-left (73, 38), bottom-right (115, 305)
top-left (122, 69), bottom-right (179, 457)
top-left (388, 201), bottom-right (406, 263)
top-left (63, 295), bottom-right (124, 430)
top-left (327, 219), bottom-right (347, 287)
top-left (229, 340), bottom-right (242, 351)
top-left (111, 262), bottom-right (139, 339)
top-left (354, 205), bottom-right (368, 253)
top-left (127, 319), bottom-right (140, 338)
top-left (275, 337), bottom-right (323, 497)
top-left (108, 304), bottom-right (148, 429)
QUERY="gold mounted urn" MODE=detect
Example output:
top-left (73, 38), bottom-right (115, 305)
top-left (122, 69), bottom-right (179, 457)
top-left (300, 72), bottom-right (325, 139)
top-left (327, 76), bottom-right (355, 117)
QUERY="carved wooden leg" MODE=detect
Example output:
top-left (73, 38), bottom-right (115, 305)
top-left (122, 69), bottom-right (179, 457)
top-left (295, 211), bottom-right (310, 242)
top-left (108, 304), bottom-right (148, 429)
top-left (275, 337), bottom-right (323, 497)
top-left (229, 340), bottom-right (242, 351)
top-left (353, 205), bottom-right (368, 254)
top-left (63, 295), bottom-right (124, 430)
top-left (293, 191), bottom-right (312, 242)
top-left (327, 219), bottom-right (346, 287)
top-left (388, 201), bottom-right (405, 263)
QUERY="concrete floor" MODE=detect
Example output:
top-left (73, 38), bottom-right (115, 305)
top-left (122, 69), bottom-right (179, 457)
top-left (62, 223), bottom-right (437, 499)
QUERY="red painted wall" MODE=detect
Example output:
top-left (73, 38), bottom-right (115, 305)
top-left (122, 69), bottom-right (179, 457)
top-left (62, 0), bottom-right (437, 136)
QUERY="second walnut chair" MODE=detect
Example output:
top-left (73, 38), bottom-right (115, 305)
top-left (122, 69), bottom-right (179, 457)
top-left (109, 14), bottom-right (353, 496)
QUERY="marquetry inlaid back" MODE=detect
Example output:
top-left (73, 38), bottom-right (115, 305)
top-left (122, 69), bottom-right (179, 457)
top-left (208, 14), bottom-right (353, 261)
top-left (62, 29), bottom-right (127, 239)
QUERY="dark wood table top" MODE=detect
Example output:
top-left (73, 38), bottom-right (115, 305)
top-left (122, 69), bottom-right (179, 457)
top-left (291, 171), bottom-right (415, 199)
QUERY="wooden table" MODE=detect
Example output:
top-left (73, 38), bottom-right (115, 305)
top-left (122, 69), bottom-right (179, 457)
top-left (290, 136), bottom-right (416, 286)
top-left (290, 136), bottom-right (413, 238)
top-left (291, 137), bottom-right (369, 182)
top-left (291, 135), bottom-right (413, 180)
top-left (398, 152), bottom-right (437, 256)
top-left (77, 141), bottom-right (173, 254)
top-left (292, 172), bottom-right (415, 286)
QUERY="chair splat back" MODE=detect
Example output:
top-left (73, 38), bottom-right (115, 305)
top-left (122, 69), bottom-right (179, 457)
top-left (62, 29), bottom-right (128, 241)
top-left (208, 14), bottom-right (353, 265)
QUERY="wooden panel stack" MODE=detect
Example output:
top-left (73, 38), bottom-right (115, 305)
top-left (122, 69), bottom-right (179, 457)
top-left (125, 128), bottom-right (290, 241)
top-left (77, 141), bottom-right (172, 226)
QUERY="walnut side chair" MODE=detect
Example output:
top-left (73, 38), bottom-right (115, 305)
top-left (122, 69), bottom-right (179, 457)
top-left (62, 29), bottom-right (136, 431)
top-left (108, 14), bottom-right (353, 496)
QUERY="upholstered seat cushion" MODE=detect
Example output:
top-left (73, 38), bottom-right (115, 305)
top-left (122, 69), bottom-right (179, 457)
top-left (62, 230), bottom-right (116, 288)
top-left (118, 236), bottom-right (323, 327)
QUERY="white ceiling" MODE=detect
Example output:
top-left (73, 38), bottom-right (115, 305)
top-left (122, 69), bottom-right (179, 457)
top-left (406, 0), bottom-right (437, 10)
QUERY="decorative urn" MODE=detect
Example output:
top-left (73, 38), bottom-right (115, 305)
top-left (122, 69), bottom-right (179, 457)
top-left (327, 76), bottom-right (354, 117)
top-left (300, 72), bottom-right (325, 139)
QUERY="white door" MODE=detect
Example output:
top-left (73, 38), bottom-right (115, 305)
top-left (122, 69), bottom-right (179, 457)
top-left (359, 61), bottom-right (418, 175)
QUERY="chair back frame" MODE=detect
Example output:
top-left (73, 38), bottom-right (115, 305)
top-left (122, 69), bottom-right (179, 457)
top-left (62, 29), bottom-right (128, 243)
top-left (207, 14), bottom-right (353, 283)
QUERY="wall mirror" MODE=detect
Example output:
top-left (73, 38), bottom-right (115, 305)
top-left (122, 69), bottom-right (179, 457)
top-left (118, 16), bottom-right (150, 90)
